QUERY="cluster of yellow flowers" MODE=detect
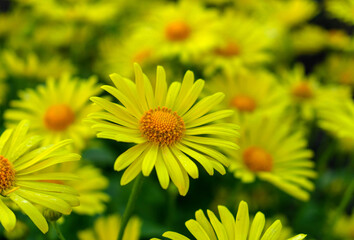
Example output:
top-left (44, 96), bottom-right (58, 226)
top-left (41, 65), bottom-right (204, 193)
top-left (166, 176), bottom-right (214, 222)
top-left (0, 0), bottom-right (353, 239)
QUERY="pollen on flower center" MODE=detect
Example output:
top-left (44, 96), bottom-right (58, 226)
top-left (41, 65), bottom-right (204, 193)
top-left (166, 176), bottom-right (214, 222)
top-left (292, 81), bottom-right (313, 99)
top-left (215, 41), bottom-right (241, 57)
top-left (44, 104), bottom-right (75, 131)
top-left (230, 95), bottom-right (257, 112)
top-left (165, 20), bottom-right (191, 41)
top-left (0, 156), bottom-right (15, 193)
top-left (243, 146), bottom-right (273, 172)
top-left (140, 107), bottom-right (185, 146)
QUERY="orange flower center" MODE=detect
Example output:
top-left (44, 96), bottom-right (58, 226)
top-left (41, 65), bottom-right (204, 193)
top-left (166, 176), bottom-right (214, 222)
top-left (140, 107), bottom-right (185, 146)
top-left (243, 146), bottom-right (273, 172)
top-left (44, 104), bottom-right (75, 131)
top-left (133, 49), bottom-right (152, 64)
top-left (339, 71), bottom-right (353, 85)
top-left (0, 156), bottom-right (15, 193)
top-left (230, 95), bottom-right (257, 112)
top-left (215, 42), bottom-right (240, 57)
top-left (165, 20), bottom-right (191, 41)
top-left (291, 81), bottom-right (313, 99)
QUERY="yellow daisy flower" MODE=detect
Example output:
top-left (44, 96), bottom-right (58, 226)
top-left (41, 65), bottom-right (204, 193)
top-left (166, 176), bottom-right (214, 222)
top-left (281, 64), bottom-right (351, 120)
top-left (0, 120), bottom-right (80, 233)
top-left (138, 1), bottom-right (219, 62)
top-left (4, 74), bottom-right (102, 151)
top-left (317, 97), bottom-right (354, 151)
top-left (1, 50), bottom-right (76, 81)
top-left (202, 12), bottom-right (273, 75)
top-left (290, 25), bottom-right (328, 55)
top-left (326, 0), bottom-right (354, 25)
top-left (152, 200), bottom-right (307, 240)
top-left (207, 69), bottom-right (287, 124)
top-left (78, 215), bottom-right (141, 240)
top-left (228, 114), bottom-right (316, 201)
top-left (88, 64), bottom-right (239, 196)
top-left (326, 29), bottom-right (352, 51)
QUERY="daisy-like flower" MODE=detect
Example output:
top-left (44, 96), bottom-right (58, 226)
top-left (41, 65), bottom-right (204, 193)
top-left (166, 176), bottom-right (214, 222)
top-left (207, 69), bottom-right (287, 124)
top-left (138, 1), bottom-right (219, 62)
top-left (281, 64), bottom-right (351, 121)
top-left (152, 200), bottom-right (307, 240)
top-left (88, 64), bottom-right (239, 196)
top-left (290, 25), bottom-right (328, 55)
top-left (326, 0), bottom-right (354, 25)
top-left (228, 115), bottom-right (316, 201)
top-left (202, 12), bottom-right (273, 75)
top-left (0, 120), bottom-right (80, 233)
top-left (78, 215), bottom-right (141, 240)
top-left (4, 74), bottom-right (102, 151)
top-left (317, 97), bottom-right (354, 151)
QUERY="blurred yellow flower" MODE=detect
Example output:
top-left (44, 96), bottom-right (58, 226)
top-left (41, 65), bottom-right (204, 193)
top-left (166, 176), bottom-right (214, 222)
top-left (228, 115), bottom-right (316, 201)
top-left (5, 74), bottom-right (101, 151)
top-left (326, 0), bottom-right (354, 25)
top-left (88, 64), bottom-right (239, 196)
top-left (78, 215), bottom-right (141, 240)
top-left (152, 200), bottom-right (307, 240)
top-left (333, 212), bottom-right (354, 240)
top-left (291, 25), bottom-right (328, 54)
top-left (0, 121), bottom-right (80, 233)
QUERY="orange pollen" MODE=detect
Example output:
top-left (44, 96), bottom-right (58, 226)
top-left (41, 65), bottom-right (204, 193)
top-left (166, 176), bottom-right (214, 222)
top-left (165, 20), bottom-right (191, 41)
top-left (230, 95), bottom-right (257, 112)
top-left (243, 146), bottom-right (273, 172)
top-left (215, 42), bottom-right (240, 57)
top-left (140, 107), bottom-right (185, 146)
top-left (291, 81), bottom-right (313, 99)
top-left (0, 156), bottom-right (15, 193)
top-left (44, 104), bottom-right (75, 131)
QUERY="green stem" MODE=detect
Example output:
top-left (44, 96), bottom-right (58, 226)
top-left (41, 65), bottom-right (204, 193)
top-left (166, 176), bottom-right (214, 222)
top-left (117, 174), bottom-right (144, 240)
top-left (50, 221), bottom-right (66, 240)
top-left (331, 179), bottom-right (354, 227)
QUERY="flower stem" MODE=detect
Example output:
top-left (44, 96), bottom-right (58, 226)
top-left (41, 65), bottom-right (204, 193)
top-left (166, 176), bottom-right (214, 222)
top-left (332, 179), bottom-right (354, 226)
top-left (50, 221), bottom-right (66, 240)
top-left (118, 174), bottom-right (144, 240)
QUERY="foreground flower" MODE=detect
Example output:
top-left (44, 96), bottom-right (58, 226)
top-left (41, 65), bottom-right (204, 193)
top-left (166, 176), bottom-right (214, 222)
top-left (5, 74), bottom-right (102, 150)
top-left (89, 64), bottom-right (239, 195)
top-left (0, 121), bottom-right (80, 233)
top-left (152, 200), bottom-right (307, 240)
top-left (78, 214), bottom-right (141, 240)
top-left (228, 115), bottom-right (316, 201)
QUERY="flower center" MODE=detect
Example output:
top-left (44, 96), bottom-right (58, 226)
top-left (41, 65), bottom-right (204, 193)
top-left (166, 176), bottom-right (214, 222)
top-left (215, 41), bottom-right (240, 57)
top-left (339, 71), bottom-right (352, 85)
top-left (44, 104), bottom-right (75, 131)
top-left (140, 107), bottom-right (185, 146)
top-left (165, 20), bottom-right (191, 41)
top-left (291, 81), bottom-right (313, 99)
top-left (230, 95), bottom-right (257, 112)
top-left (133, 49), bottom-right (152, 64)
top-left (0, 156), bottom-right (15, 194)
top-left (243, 146), bottom-right (272, 172)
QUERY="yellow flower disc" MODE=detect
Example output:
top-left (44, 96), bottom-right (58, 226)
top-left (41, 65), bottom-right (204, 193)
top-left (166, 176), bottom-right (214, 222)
top-left (215, 41), bottom-right (241, 57)
top-left (44, 104), bottom-right (75, 131)
top-left (230, 95), bottom-right (257, 112)
top-left (140, 107), bottom-right (185, 146)
top-left (292, 81), bottom-right (313, 99)
top-left (0, 156), bottom-right (15, 193)
top-left (165, 20), bottom-right (191, 41)
top-left (243, 146), bottom-right (273, 172)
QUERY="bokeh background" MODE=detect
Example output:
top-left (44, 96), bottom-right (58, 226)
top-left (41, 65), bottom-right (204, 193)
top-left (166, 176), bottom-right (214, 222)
top-left (0, 0), bottom-right (353, 239)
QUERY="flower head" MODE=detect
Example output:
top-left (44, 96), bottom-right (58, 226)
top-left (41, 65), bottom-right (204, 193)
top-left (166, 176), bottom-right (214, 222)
top-left (152, 200), bottom-right (307, 240)
top-left (5, 74), bottom-right (102, 150)
top-left (88, 64), bottom-right (239, 196)
top-left (0, 120), bottom-right (80, 233)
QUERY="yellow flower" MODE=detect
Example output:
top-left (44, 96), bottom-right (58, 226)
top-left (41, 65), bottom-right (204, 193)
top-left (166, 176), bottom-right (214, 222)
top-left (228, 114), bottom-right (316, 201)
top-left (333, 212), bottom-right (354, 240)
top-left (137, 1), bottom-right (219, 62)
top-left (0, 121), bottom-right (80, 233)
top-left (207, 69), bottom-right (287, 124)
top-left (1, 50), bottom-right (76, 81)
top-left (88, 64), bottom-right (239, 196)
top-left (78, 215), bottom-right (141, 240)
top-left (281, 64), bottom-right (351, 121)
top-left (152, 200), bottom-right (307, 240)
top-left (202, 12), bottom-right (273, 75)
top-left (5, 74), bottom-right (102, 151)
top-left (326, 0), bottom-right (354, 25)
top-left (291, 25), bottom-right (328, 54)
